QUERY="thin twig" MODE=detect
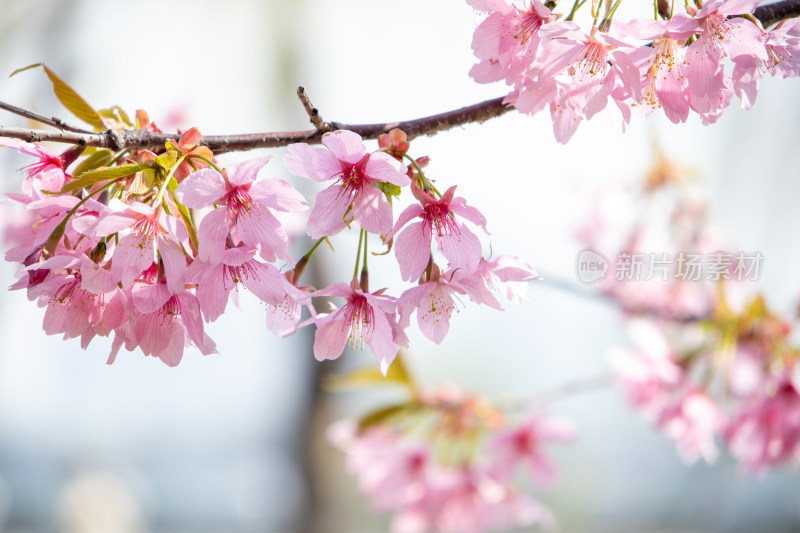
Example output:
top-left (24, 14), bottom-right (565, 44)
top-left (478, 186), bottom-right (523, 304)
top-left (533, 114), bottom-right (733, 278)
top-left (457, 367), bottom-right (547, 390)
top-left (0, 96), bottom-right (511, 152)
top-left (498, 373), bottom-right (614, 411)
top-left (0, 100), bottom-right (94, 134)
top-left (296, 86), bottom-right (330, 132)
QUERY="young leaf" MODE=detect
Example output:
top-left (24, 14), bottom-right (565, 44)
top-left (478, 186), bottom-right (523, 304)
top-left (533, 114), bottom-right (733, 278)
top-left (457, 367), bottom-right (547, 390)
top-left (60, 163), bottom-right (150, 193)
top-left (72, 149), bottom-right (114, 176)
top-left (41, 65), bottom-right (104, 130)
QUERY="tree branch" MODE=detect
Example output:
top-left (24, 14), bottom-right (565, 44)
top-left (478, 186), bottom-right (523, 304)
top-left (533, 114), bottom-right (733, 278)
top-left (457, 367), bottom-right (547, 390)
top-left (0, 96), bottom-right (511, 152)
top-left (754, 0), bottom-right (800, 27)
top-left (0, 0), bottom-right (796, 153)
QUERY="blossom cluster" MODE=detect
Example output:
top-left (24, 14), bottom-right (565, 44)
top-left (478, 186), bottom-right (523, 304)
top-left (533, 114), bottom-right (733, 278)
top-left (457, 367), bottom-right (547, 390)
top-left (468, 0), bottom-right (800, 142)
top-left (579, 153), bottom-right (800, 472)
top-left (329, 379), bottom-right (575, 533)
top-left (1, 125), bottom-right (537, 370)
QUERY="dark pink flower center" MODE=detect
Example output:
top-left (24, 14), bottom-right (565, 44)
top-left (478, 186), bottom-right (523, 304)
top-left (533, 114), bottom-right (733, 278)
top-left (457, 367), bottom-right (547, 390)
top-left (336, 155), bottom-right (371, 202)
top-left (423, 202), bottom-right (459, 237)
top-left (512, 7), bottom-right (544, 44)
top-left (21, 155), bottom-right (62, 177)
top-left (163, 295), bottom-right (183, 317)
top-left (342, 294), bottom-right (375, 350)
top-left (223, 260), bottom-right (261, 287)
top-left (225, 187), bottom-right (256, 223)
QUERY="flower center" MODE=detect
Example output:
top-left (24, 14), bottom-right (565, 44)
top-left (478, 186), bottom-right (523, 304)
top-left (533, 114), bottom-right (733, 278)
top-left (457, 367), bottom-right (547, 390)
top-left (342, 294), bottom-right (375, 350)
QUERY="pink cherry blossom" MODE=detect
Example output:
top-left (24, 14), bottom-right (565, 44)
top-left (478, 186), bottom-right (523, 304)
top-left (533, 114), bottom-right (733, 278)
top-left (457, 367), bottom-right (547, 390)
top-left (311, 278), bottom-right (402, 374)
top-left (469, 0), bottom-right (553, 87)
top-left (724, 378), bottom-right (800, 472)
top-left (85, 199), bottom-right (186, 293)
top-left (733, 18), bottom-right (800, 109)
top-left (609, 320), bottom-right (722, 463)
top-left (265, 277), bottom-right (314, 337)
top-left (25, 256), bottom-right (128, 346)
top-left (284, 130), bottom-right (410, 238)
top-left (176, 156), bottom-right (308, 264)
top-left (491, 414), bottom-right (576, 487)
top-left (397, 266), bottom-right (468, 344)
top-left (129, 282), bottom-right (217, 366)
top-left (615, 17), bottom-right (699, 123)
top-left (0, 137), bottom-right (69, 197)
top-left (186, 246), bottom-right (287, 322)
top-left (684, 0), bottom-right (766, 114)
top-left (387, 185), bottom-right (488, 282)
top-left (515, 24), bottom-right (639, 142)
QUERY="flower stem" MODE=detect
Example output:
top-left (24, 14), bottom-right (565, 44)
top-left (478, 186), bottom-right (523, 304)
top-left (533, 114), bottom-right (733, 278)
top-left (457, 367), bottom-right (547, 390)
top-left (293, 237), bottom-right (329, 283)
top-left (186, 153), bottom-right (222, 173)
top-left (354, 229), bottom-right (364, 279)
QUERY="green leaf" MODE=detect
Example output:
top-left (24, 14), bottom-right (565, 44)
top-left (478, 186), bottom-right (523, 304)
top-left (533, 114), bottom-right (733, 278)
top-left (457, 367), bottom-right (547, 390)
top-left (155, 150), bottom-right (178, 172)
top-left (99, 106), bottom-right (132, 127)
top-left (73, 149), bottom-right (113, 176)
top-left (357, 403), bottom-right (418, 432)
top-left (60, 163), bottom-right (150, 193)
top-left (376, 182), bottom-right (402, 197)
top-left (168, 179), bottom-right (198, 250)
top-left (34, 64), bottom-right (104, 130)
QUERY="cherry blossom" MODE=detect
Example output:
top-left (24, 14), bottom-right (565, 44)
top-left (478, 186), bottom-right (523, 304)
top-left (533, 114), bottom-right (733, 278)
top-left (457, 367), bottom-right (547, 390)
top-left (387, 185), bottom-right (488, 282)
top-left (284, 130), bottom-right (410, 238)
top-left (311, 278), bottom-right (403, 374)
top-left (176, 156), bottom-right (308, 264)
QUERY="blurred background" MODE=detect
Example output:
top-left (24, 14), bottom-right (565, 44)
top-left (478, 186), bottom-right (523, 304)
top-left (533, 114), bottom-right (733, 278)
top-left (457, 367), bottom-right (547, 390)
top-left (0, 0), bottom-right (799, 532)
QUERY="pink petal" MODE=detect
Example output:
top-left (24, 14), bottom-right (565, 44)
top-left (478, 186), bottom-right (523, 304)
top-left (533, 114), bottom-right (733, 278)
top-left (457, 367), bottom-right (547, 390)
top-left (181, 293), bottom-right (216, 354)
top-left (365, 311), bottom-right (398, 376)
top-left (239, 261), bottom-right (286, 305)
top-left (112, 232), bottom-right (156, 289)
top-left (385, 204), bottom-right (423, 242)
top-left (236, 204), bottom-right (289, 263)
top-left (306, 185), bottom-right (350, 238)
top-left (284, 143), bottom-right (342, 182)
top-left (197, 208), bottom-right (230, 263)
top-left (131, 283), bottom-right (172, 314)
top-left (364, 153), bottom-right (411, 187)
top-left (313, 312), bottom-right (349, 361)
top-left (79, 257), bottom-right (117, 293)
top-left (176, 168), bottom-right (226, 207)
top-left (395, 221), bottom-right (433, 282)
top-left (157, 234), bottom-right (187, 294)
top-left (352, 185), bottom-right (394, 235)
top-left (437, 224), bottom-right (482, 272)
top-left (92, 211), bottom-right (138, 237)
top-left (320, 130), bottom-right (366, 165)
top-left (228, 156), bottom-right (273, 186)
top-left (157, 324), bottom-right (186, 367)
top-left (134, 312), bottom-right (173, 357)
top-left (249, 178), bottom-right (308, 212)
top-left (196, 264), bottom-right (232, 322)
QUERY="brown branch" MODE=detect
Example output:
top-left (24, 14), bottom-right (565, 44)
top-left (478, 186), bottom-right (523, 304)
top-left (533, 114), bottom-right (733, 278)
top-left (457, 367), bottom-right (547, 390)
top-left (0, 96), bottom-right (511, 152)
top-left (0, 100), bottom-right (94, 134)
top-left (296, 86), bottom-right (330, 132)
top-left (754, 0), bottom-right (800, 27)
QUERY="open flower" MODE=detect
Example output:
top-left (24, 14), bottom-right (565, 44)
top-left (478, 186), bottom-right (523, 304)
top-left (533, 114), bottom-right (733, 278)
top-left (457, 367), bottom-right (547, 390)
top-left (284, 130), bottom-right (410, 238)
top-left (311, 278), bottom-right (401, 374)
top-left (176, 156), bottom-right (308, 264)
top-left (387, 185), bottom-right (488, 282)
top-left (186, 246), bottom-right (287, 322)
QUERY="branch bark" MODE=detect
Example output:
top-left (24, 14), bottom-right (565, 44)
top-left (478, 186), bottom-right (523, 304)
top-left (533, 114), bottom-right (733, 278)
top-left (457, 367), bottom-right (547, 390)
top-left (0, 0), bottom-right (797, 154)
